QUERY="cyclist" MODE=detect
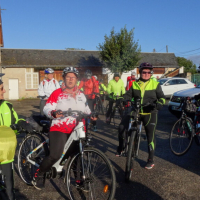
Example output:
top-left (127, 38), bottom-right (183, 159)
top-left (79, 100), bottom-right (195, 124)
top-left (106, 73), bottom-right (125, 123)
top-left (99, 79), bottom-right (107, 95)
top-left (126, 71), bottom-right (136, 91)
top-left (38, 68), bottom-right (60, 115)
top-left (117, 63), bottom-right (165, 170)
top-left (78, 70), bottom-right (99, 131)
top-left (0, 73), bottom-right (33, 200)
top-left (32, 66), bottom-right (96, 190)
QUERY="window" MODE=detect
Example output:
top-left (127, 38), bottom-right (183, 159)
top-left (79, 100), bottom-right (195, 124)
top-left (25, 68), bottom-right (39, 89)
top-left (167, 79), bottom-right (177, 85)
top-left (176, 79), bottom-right (187, 84)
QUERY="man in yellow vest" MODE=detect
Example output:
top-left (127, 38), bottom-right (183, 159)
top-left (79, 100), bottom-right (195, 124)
top-left (0, 73), bottom-right (33, 200)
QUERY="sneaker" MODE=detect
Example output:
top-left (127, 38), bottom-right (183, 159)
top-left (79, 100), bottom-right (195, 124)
top-left (106, 117), bottom-right (110, 124)
top-left (115, 151), bottom-right (123, 157)
top-left (76, 180), bottom-right (89, 192)
top-left (31, 169), bottom-right (45, 190)
top-left (145, 159), bottom-right (155, 169)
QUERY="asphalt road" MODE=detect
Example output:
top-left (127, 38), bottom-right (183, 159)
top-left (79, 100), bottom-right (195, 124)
top-left (10, 99), bottom-right (200, 200)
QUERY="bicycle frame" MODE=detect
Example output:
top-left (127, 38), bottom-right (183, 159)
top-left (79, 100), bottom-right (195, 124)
top-left (26, 121), bottom-right (87, 176)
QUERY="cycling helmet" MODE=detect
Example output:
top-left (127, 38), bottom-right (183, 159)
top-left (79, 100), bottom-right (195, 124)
top-left (0, 73), bottom-right (5, 85)
top-left (131, 71), bottom-right (136, 76)
top-left (58, 80), bottom-right (63, 86)
top-left (114, 73), bottom-right (120, 78)
top-left (85, 70), bottom-right (92, 79)
top-left (93, 75), bottom-right (97, 80)
top-left (44, 68), bottom-right (54, 74)
top-left (139, 62), bottom-right (153, 72)
top-left (62, 66), bottom-right (79, 77)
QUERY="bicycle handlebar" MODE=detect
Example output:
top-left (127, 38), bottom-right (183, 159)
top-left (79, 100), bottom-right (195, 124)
top-left (56, 109), bottom-right (97, 120)
top-left (123, 99), bottom-right (156, 108)
top-left (177, 96), bottom-right (195, 110)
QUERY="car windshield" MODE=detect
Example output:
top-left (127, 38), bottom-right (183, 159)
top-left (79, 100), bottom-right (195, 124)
top-left (158, 79), bottom-right (168, 85)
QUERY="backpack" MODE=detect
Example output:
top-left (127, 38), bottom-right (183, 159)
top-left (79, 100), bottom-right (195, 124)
top-left (43, 79), bottom-right (56, 87)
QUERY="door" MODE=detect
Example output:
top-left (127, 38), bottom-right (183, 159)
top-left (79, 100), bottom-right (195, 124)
top-left (9, 79), bottom-right (19, 99)
top-left (161, 79), bottom-right (178, 96)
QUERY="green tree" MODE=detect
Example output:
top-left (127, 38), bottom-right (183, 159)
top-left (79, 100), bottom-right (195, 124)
top-left (97, 26), bottom-right (141, 73)
top-left (177, 57), bottom-right (197, 74)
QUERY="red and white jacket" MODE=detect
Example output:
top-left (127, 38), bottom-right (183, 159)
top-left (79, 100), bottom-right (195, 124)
top-left (44, 88), bottom-right (91, 134)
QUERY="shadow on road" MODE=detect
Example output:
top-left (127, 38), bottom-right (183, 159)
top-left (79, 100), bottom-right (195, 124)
top-left (115, 180), bottom-right (163, 200)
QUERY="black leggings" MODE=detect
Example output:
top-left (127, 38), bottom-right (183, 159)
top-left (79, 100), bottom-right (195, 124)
top-left (40, 131), bottom-right (69, 172)
top-left (0, 162), bottom-right (15, 200)
top-left (40, 100), bottom-right (47, 116)
top-left (118, 113), bottom-right (157, 160)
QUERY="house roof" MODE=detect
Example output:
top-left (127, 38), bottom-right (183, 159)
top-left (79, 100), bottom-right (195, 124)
top-left (1, 48), bottom-right (179, 69)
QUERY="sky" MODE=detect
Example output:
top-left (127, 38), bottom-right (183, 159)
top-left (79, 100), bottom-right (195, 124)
top-left (1, 0), bottom-right (200, 66)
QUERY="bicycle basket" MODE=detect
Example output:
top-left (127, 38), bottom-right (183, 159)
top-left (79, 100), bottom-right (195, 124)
top-left (185, 102), bottom-right (197, 113)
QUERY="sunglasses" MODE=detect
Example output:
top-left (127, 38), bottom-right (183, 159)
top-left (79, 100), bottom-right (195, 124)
top-left (142, 71), bottom-right (151, 74)
top-left (65, 76), bottom-right (77, 80)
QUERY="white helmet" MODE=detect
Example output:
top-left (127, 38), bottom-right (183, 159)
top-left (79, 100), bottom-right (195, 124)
top-left (131, 71), bottom-right (136, 76)
top-left (44, 68), bottom-right (54, 74)
top-left (93, 75), bottom-right (97, 80)
top-left (62, 66), bottom-right (79, 77)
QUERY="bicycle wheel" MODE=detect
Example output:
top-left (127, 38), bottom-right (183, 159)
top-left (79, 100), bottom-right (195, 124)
top-left (125, 131), bottom-right (137, 183)
top-left (113, 107), bottom-right (122, 129)
top-left (97, 97), bottom-right (104, 115)
top-left (170, 118), bottom-right (193, 156)
top-left (66, 147), bottom-right (116, 200)
top-left (18, 133), bottom-right (49, 185)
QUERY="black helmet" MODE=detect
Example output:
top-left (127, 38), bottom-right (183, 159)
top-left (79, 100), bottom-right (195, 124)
top-left (62, 66), bottom-right (79, 77)
top-left (114, 73), bottom-right (120, 78)
top-left (85, 70), bottom-right (92, 79)
top-left (139, 62), bottom-right (153, 72)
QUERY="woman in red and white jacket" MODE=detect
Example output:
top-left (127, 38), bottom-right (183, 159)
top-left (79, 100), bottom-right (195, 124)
top-left (32, 66), bottom-right (94, 190)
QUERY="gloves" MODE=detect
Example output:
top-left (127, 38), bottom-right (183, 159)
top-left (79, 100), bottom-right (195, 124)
top-left (18, 120), bottom-right (33, 133)
top-left (156, 102), bottom-right (163, 110)
top-left (51, 110), bottom-right (63, 118)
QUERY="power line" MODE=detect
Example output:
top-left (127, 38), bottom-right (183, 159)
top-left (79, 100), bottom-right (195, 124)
top-left (168, 45), bottom-right (200, 56)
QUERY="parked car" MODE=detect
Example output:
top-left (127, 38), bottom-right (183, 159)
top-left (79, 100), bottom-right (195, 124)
top-left (168, 86), bottom-right (200, 117)
top-left (158, 78), bottom-right (196, 98)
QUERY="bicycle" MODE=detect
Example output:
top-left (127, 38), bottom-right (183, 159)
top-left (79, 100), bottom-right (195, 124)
top-left (0, 168), bottom-right (9, 200)
top-left (106, 94), bottom-right (124, 129)
top-left (122, 99), bottom-right (155, 183)
top-left (169, 96), bottom-right (200, 156)
top-left (94, 93), bottom-right (105, 115)
top-left (17, 109), bottom-right (116, 200)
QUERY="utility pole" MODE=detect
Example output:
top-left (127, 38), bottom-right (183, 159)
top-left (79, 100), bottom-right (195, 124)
top-left (166, 45), bottom-right (168, 53)
top-left (0, 7), bottom-right (6, 76)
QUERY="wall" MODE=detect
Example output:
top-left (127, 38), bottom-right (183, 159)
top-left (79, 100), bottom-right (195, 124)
top-left (2, 68), bottom-right (38, 99)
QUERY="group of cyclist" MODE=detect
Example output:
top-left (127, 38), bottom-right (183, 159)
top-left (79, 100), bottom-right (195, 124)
top-left (0, 62), bottom-right (165, 199)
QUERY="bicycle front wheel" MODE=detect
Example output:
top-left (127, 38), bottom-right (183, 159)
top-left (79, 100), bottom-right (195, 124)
top-left (17, 133), bottom-right (49, 185)
top-left (170, 118), bottom-right (193, 156)
top-left (125, 131), bottom-right (137, 183)
top-left (66, 147), bottom-right (116, 200)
